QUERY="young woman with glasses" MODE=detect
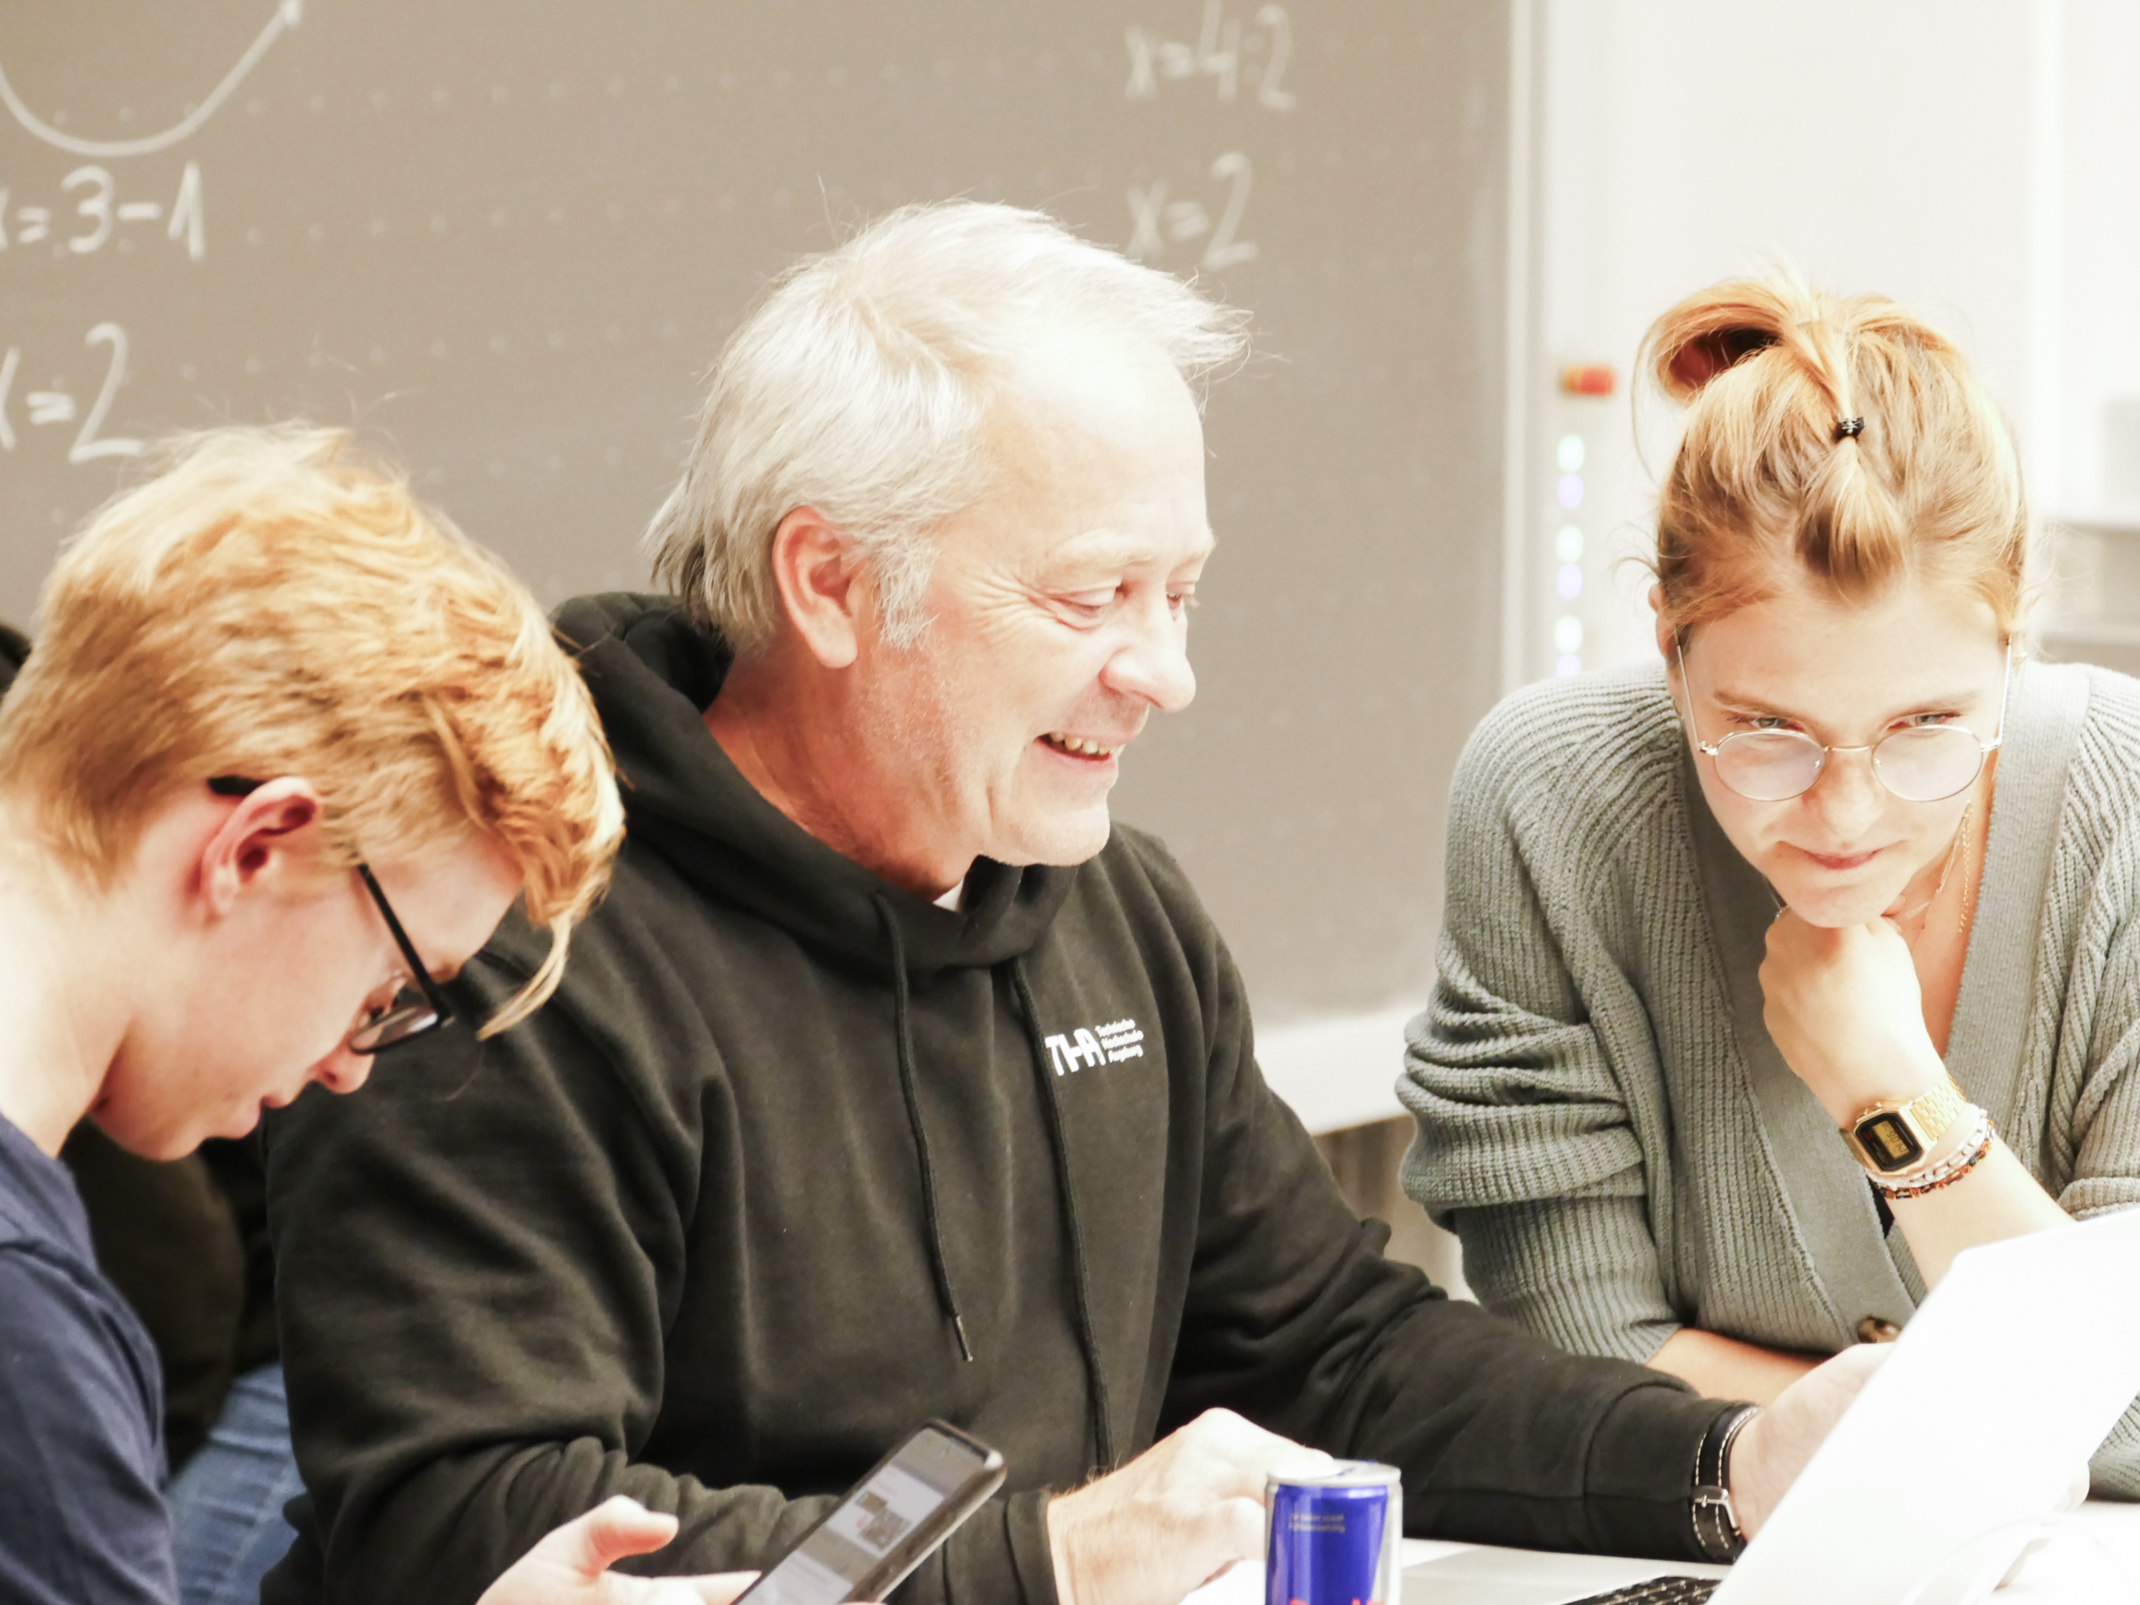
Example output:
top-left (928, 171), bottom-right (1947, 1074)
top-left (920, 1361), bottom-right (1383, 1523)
top-left (0, 426), bottom-right (750, 1604)
top-left (1401, 271), bottom-right (2140, 1494)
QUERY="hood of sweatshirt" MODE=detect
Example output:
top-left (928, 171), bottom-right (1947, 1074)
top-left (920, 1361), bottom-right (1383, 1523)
top-left (556, 592), bottom-right (1078, 978)
top-left (555, 591), bottom-right (1107, 1384)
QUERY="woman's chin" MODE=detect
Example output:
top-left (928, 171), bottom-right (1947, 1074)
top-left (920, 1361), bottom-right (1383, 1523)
top-left (1774, 879), bottom-right (1909, 929)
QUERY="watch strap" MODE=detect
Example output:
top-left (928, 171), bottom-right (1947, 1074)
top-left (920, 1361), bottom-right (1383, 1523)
top-left (1846, 1076), bottom-right (1968, 1174)
top-left (1900, 1077), bottom-right (1966, 1140)
top-left (1691, 1404), bottom-right (1757, 1563)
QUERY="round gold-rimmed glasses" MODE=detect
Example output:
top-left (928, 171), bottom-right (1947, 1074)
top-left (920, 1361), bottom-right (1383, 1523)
top-left (1672, 639), bottom-right (2011, 804)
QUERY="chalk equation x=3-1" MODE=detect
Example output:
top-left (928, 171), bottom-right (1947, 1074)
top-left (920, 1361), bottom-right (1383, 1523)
top-left (1, 163), bottom-right (205, 262)
top-left (0, 325), bottom-right (143, 464)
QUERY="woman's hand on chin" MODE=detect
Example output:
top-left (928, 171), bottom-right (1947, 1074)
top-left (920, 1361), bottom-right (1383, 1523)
top-left (1758, 909), bottom-right (1947, 1126)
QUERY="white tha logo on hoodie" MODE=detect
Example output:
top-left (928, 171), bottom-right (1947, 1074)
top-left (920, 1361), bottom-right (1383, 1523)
top-left (1045, 1018), bottom-right (1145, 1075)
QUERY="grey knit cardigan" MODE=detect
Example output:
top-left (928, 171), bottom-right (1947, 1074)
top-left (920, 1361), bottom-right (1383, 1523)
top-left (1399, 658), bottom-right (2140, 1493)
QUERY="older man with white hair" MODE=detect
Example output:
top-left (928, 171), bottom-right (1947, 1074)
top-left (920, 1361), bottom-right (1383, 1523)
top-left (260, 202), bottom-right (1873, 1605)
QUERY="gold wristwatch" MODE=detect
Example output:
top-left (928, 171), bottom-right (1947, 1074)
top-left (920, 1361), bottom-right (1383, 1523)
top-left (1841, 1077), bottom-right (1968, 1175)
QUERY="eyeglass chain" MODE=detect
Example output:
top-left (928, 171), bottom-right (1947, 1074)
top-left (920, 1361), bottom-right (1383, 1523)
top-left (1890, 802), bottom-right (1973, 941)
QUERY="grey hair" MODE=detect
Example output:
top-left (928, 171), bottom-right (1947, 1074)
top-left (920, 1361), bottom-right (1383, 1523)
top-left (644, 201), bottom-right (1251, 654)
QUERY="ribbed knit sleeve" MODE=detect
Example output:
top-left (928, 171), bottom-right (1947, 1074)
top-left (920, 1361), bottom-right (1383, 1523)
top-left (1446, 1200), bottom-right (1679, 1364)
top-left (2065, 864), bottom-right (2140, 1496)
top-left (2033, 802), bottom-right (2140, 1226)
top-left (1402, 926), bottom-right (1646, 1207)
top-left (1399, 672), bottom-right (1692, 1364)
top-left (2011, 680), bottom-right (2140, 1496)
top-left (2054, 832), bottom-right (2140, 1224)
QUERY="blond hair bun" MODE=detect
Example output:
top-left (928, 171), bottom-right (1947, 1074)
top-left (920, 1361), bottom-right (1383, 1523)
top-left (1641, 268), bottom-right (2031, 637)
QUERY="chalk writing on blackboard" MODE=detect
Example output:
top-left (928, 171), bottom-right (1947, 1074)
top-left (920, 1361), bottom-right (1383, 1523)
top-left (1125, 3), bottom-right (1296, 111)
top-left (0, 323), bottom-right (143, 462)
top-left (0, 0), bottom-right (303, 159)
top-left (1127, 151), bottom-right (1257, 270)
top-left (2, 163), bottom-right (206, 261)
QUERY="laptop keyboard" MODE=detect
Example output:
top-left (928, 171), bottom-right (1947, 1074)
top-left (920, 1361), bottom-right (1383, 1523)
top-left (1565, 1578), bottom-right (1719, 1605)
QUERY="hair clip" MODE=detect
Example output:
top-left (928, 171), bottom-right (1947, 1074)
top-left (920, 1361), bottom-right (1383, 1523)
top-left (1835, 417), bottom-right (1866, 440)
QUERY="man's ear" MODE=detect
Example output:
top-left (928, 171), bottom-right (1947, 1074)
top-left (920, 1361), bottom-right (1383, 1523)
top-left (768, 505), bottom-right (867, 671)
top-left (198, 778), bottom-right (327, 917)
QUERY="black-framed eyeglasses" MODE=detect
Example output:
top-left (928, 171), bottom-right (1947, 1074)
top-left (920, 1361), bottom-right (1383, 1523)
top-left (347, 863), bottom-right (458, 1053)
top-left (1670, 640), bottom-right (2012, 804)
top-left (207, 776), bottom-right (458, 1054)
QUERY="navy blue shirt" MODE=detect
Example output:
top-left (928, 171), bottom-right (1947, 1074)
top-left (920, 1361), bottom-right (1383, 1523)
top-left (0, 1111), bottom-right (174, 1603)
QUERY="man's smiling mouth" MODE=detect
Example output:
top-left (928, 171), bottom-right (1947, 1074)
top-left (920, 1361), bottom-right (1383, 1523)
top-left (1041, 732), bottom-right (1122, 759)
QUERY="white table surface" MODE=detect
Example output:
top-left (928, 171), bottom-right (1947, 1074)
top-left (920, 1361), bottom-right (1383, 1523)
top-left (1183, 1503), bottom-right (2140, 1605)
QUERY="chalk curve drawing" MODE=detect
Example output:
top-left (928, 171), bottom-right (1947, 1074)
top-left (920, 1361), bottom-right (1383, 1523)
top-left (0, 0), bottom-right (302, 159)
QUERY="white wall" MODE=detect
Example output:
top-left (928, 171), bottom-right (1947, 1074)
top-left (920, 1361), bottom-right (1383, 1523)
top-left (2057, 2), bottom-right (2140, 520)
top-left (1513, 0), bottom-right (2068, 682)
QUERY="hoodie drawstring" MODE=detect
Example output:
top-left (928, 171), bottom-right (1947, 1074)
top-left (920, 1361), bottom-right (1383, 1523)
top-left (1012, 957), bottom-right (1116, 1471)
top-left (875, 896), bottom-right (974, 1364)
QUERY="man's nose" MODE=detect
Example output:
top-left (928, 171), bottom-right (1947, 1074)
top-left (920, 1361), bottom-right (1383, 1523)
top-left (1104, 606), bottom-right (1197, 713)
top-left (312, 1043), bottom-right (375, 1097)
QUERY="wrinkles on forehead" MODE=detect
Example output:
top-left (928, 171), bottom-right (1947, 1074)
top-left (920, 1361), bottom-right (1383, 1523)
top-left (946, 326), bottom-right (1210, 576)
top-left (1046, 528), bottom-right (1217, 576)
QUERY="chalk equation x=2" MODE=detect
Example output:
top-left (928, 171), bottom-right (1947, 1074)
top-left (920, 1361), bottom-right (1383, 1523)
top-left (1127, 152), bottom-right (1257, 271)
top-left (0, 325), bottom-right (143, 464)
top-left (0, 0), bottom-right (303, 159)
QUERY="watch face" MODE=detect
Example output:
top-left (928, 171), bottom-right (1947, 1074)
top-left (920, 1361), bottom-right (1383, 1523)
top-left (1856, 1112), bottom-right (1925, 1173)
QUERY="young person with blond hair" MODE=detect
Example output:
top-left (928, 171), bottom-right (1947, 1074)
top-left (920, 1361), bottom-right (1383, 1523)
top-left (0, 425), bottom-right (748, 1602)
top-left (1403, 271), bottom-right (2140, 1495)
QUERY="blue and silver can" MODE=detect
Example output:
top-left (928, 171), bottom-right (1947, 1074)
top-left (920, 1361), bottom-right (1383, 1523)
top-left (1264, 1461), bottom-right (1403, 1605)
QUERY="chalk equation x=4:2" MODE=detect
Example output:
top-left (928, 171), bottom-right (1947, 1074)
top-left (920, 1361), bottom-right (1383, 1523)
top-left (0, 325), bottom-right (143, 463)
top-left (1126, 2), bottom-right (1295, 110)
top-left (0, 0), bottom-right (302, 159)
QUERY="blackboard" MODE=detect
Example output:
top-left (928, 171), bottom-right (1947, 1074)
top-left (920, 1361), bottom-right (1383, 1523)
top-left (0, 1), bottom-right (1511, 1028)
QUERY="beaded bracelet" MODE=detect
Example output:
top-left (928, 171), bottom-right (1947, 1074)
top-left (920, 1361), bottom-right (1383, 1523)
top-left (1878, 1117), bottom-right (1996, 1201)
top-left (1872, 1106), bottom-right (1991, 1196)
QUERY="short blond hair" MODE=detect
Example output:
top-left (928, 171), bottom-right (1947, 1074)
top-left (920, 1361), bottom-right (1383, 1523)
top-left (0, 425), bottom-right (623, 1032)
top-left (1643, 268), bottom-right (2032, 638)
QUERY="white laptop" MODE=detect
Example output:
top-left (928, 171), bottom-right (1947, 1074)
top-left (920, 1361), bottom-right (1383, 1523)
top-left (1400, 1207), bottom-right (2140, 1605)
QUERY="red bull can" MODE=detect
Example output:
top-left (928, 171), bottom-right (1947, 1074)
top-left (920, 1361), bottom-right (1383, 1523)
top-left (1265, 1461), bottom-right (1403, 1605)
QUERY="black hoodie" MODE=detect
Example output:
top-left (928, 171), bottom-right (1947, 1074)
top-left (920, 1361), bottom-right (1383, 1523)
top-left (261, 595), bottom-right (1732, 1605)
